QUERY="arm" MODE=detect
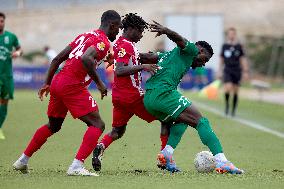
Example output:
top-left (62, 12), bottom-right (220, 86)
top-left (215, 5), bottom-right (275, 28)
top-left (139, 52), bottom-right (159, 64)
top-left (240, 56), bottom-right (249, 81)
top-left (38, 45), bottom-right (71, 101)
top-left (81, 46), bottom-right (107, 99)
top-left (150, 21), bottom-right (187, 49)
top-left (217, 56), bottom-right (224, 79)
top-left (11, 46), bottom-right (23, 58)
top-left (115, 62), bottom-right (159, 77)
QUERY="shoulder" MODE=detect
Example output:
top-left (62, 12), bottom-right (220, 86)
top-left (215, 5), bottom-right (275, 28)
top-left (115, 39), bottom-right (134, 54)
top-left (5, 31), bottom-right (17, 38)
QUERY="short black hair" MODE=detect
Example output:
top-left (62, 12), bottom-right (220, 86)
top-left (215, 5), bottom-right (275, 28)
top-left (0, 12), bottom-right (6, 19)
top-left (101, 10), bottom-right (120, 25)
top-left (195, 41), bottom-right (214, 57)
top-left (122, 13), bottom-right (148, 32)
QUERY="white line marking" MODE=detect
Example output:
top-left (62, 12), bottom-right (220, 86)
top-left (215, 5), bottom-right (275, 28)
top-left (194, 101), bottom-right (284, 139)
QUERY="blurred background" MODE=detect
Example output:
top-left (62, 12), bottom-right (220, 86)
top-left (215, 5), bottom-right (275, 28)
top-left (1, 0), bottom-right (284, 102)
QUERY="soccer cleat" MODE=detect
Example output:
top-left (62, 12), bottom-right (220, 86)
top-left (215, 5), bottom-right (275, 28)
top-left (157, 153), bottom-right (166, 170)
top-left (67, 166), bottom-right (99, 176)
top-left (13, 160), bottom-right (29, 174)
top-left (160, 150), bottom-right (181, 173)
top-left (92, 143), bottom-right (105, 171)
top-left (0, 129), bottom-right (5, 140)
top-left (215, 161), bottom-right (244, 174)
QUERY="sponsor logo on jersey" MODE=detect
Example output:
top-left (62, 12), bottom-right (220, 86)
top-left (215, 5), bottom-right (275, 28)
top-left (97, 42), bottom-right (105, 51)
top-left (118, 48), bottom-right (126, 58)
top-left (4, 36), bottom-right (9, 44)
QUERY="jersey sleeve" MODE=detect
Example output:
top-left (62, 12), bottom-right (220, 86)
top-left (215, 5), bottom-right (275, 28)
top-left (115, 43), bottom-right (132, 65)
top-left (239, 44), bottom-right (245, 57)
top-left (180, 40), bottom-right (199, 56)
top-left (12, 33), bottom-right (20, 48)
top-left (157, 51), bottom-right (166, 59)
top-left (91, 37), bottom-right (109, 61)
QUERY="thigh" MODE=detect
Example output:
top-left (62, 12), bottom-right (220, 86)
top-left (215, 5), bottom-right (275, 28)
top-left (112, 100), bottom-right (133, 127)
top-left (0, 77), bottom-right (14, 100)
top-left (63, 88), bottom-right (99, 119)
top-left (133, 98), bottom-right (156, 123)
top-left (47, 94), bottom-right (68, 118)
top-left (231, 71), bottom-right (242, 86)
top-left (176, 104), bottom-right (202, 127)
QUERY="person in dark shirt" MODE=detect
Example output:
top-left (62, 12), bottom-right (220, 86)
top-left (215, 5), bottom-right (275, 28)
top-left (218, 27), bottom-right (249, 116)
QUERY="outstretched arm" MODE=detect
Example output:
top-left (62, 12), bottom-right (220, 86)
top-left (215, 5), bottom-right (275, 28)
top-left (115, 61), bottom-right (159, 77)
top-left (38, 45), bottom-right (71, 101)
top-left (81, 46), bottom-right (107, 99)
top-left (139, 52), bottom-right (159, 64)
top-left (150, 21), bottom-right (187, 49)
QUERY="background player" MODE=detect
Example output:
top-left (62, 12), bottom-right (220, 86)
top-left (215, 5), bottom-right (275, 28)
top-left (92, 13), bottom-right (169, 171)
top-left (218, 27), bottom-right (249, 116)
top-left (0, 12), bottom-right (23, 140)
top-left (141, 21), bottom-right (244, 174)
top-left (12, 10), bottom-right (121, 176)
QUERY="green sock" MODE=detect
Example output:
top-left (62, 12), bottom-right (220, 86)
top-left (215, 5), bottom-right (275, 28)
top-left (167, 123), bottom-right (188, 149)
top-left (0, 105), bottom-right (8, 129)
top-left (196, 117), bottom-right (223, 155)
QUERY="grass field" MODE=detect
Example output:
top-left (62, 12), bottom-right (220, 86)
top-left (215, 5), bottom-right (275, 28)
top-left (0, 90), bottom-right (283, 189)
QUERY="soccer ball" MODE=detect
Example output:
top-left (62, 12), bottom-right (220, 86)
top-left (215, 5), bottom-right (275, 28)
top-left (194, 151), bottom-right (216, 173)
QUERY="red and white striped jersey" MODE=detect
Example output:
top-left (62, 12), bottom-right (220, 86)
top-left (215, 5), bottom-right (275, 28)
top-left (112, 36), bottom-right (144, 103)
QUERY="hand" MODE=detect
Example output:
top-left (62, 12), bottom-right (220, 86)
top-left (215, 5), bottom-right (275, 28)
top-left (38, 84), bottom-right (50, 101)
top-left (105, 52), bottom-right (114, 69)
top-left (142, 64), bottom-right (160, 75)
top-left (97, 82), bottom-right (108, 100)
top-left (149, 21), bottom-right (168, 37)
top-left (11, 51), bottom-right (21, 58)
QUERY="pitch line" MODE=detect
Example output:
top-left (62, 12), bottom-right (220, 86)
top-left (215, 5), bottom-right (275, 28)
top-left (194, 101), bottom-right (284, 139)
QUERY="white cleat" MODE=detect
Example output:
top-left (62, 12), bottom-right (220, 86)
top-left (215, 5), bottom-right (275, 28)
top-left (13, 160), bottom-right (29, 174)
top-left (67, 166), bottom-right (99, 176)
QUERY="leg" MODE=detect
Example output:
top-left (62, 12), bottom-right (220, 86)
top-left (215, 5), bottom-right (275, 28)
top-left (13, 117), bottom-right (64, 173)
top-left (232, 84), bottom-right (240, 117)
top-left (0, 99), bottom-right (8, 139)
top-left (223, 82), bottom-right (233, 115)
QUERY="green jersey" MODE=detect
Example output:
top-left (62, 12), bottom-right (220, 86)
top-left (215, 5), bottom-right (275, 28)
top-left (145, 41), bottom-right (198, 91)
top-left (0, 31), bottom-right (20, 77)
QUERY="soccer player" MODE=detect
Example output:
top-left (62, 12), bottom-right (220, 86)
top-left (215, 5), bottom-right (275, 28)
top-left (218, 27), bottom-right (249, 116)
top-left (13, 10), bottom-right (121, 176)
top-left (92, 13), bottom-right (169, 171)
top-left (0, 12), bottom-right (23, 140)
top-left (141, 21), bottom-right (244, 174)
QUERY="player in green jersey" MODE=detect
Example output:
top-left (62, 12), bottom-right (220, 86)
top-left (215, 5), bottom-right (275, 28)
top-left (0, 12), bottom-right (23, 140)
top-left (141, 21), bottom-right (243, 174)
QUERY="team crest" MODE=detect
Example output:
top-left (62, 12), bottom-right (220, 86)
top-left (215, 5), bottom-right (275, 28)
top-left (97, 42), bottom-right (105, 51)
top-left (118, 48), bottom-right (126, 57)
top-left (4, 36), bottom-right (9, 44)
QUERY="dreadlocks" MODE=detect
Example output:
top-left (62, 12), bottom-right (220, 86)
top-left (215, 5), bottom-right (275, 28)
top-left (195, 41), bottom-right (214, 57)
top-left (122, 13), bottom-right (148, 32)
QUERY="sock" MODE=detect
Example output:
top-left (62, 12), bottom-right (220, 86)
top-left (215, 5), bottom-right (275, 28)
top-left (24, 125), bottom-right (53, 157)
top-left (19, 153), bottom-right (30, 165)
top-left (214, 153), bottom-right (228, 162)
top-left (163, 145), bottom-right (174, 155)
top-left (100, 134), bottom-right (113, 149)
top-left (196, 117), bottom-right (223, 155)
top-left (225, 93), bottom-right (230, 115)
top-left (160, 134), bottom-right (168, 150)
top-left (166, 123), bottom-right (187, 149)
top-left (232, 93), bottom-right (238, 116)
top-left (0, 104), bottom-right (8, 129)
top-left (75, 126), bottom-right (102, 162)
top-left (70, 158), bottom-right (84, 169)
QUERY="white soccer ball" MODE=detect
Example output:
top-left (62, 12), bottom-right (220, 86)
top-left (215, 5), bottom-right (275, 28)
top-left (194, 151), bottom-right (216, 173)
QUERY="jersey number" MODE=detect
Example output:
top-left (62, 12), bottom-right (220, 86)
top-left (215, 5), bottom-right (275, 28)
top-left (69, 36), bottom-right (88, 59)
top-left (89, 96), bottom-right (96, 108)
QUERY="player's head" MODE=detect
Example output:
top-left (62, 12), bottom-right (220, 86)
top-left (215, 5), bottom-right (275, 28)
top-left (122, 13), bottom-right (148, 43)
top-left (226, 27), bottom-right (237, 42)
top-left (192, 41), bottom-right (214, 69)
top-left (0, 12), bottom-right (5, 32)
top-left (100, 10), bottom-right (121, 42)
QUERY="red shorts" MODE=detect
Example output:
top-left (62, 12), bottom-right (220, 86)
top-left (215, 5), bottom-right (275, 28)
top-left (112, 96), bottom-right (156, 127)
top-left (47, 78), bottom-right (98, 119)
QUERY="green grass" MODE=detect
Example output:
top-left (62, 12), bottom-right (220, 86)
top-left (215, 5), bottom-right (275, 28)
top-left (0, 90), bottom-right (283, 189)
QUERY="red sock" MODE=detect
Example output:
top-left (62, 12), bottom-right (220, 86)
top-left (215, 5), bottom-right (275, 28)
top-left (160, 134), bottom-right (168, 151)
top-left (24, 125), bottom-right (53, 157)
top-left (100, 134), bottom-right (113, 149)
top-left (75, 126), bottom-right (102, 162)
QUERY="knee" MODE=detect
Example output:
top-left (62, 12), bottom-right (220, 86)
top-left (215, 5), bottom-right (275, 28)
top-left (110, 126), bottom-right (126, 140)
top-left (47, 123), bottom-right (62, 134)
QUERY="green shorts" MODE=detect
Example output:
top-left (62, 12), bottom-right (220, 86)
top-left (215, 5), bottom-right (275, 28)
top-left (143, 89), bottom-right (192, 122)
top-left (0, 77), bottom-right (14, 100)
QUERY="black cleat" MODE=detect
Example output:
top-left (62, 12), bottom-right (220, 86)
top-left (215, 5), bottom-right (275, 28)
top-left (92, 143), bottom-right (104, 171)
